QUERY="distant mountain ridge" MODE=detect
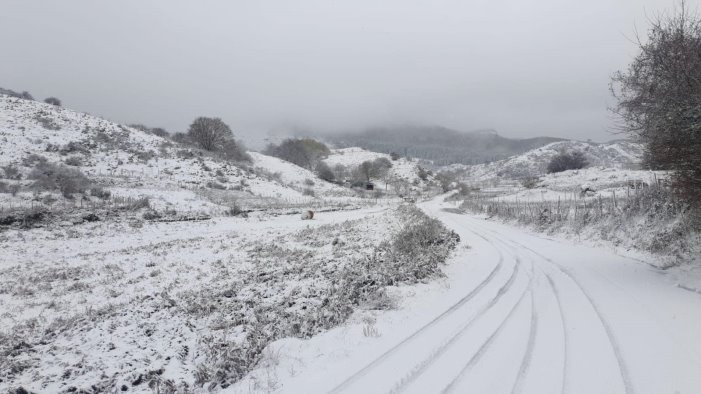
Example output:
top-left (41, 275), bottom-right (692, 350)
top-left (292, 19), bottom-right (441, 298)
top-left (318, 126), bottom-right (564, 165)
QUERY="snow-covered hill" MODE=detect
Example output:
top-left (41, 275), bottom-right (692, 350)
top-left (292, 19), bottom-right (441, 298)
top-left (447, 140), bottom-right (644, 182)
top-left (324, 147), bottom-right (433, 187)
top-left (0, 95), bottom-right (353, 214)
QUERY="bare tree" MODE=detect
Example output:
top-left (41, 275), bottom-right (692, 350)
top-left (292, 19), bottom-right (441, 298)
top-left (187, 117), bottom-right (233, 151)
top-left (44, 97), bottom-right (62, 106)
top-left (357, 161), bottom-right (374, 182)
top-left (315, 161), bottom-right (335, 182)
top-left (372, 157), bottom-right (393, 178)
top-left (611, 1), bottom-right (701, 204)
top-left (355, 158), bottom-right (393, 182)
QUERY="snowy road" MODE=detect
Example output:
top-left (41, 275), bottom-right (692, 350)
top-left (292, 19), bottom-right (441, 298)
top-left (272, 198), bottom-right (701, 394)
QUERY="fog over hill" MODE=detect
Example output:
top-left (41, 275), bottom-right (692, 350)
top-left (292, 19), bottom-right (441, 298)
top-left (317, 126), bottom-right (564, 165)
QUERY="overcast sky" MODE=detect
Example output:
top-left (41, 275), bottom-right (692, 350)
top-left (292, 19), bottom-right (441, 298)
top-left (0, 0), bottom-right (692, 145)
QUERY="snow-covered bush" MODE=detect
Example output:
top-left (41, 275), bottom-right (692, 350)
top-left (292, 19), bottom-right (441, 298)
top-left (520, 176), bottom-right (539, 189)
top-left (33, 113), bottom-right (61, 131)
top-left (89, 186), bottom-right (111, 200)
top-left (29, 161), bottom-right (90, 197)
top-left (44, 97), bottom-right (61, 106)
top-left (369, 205), bottom-right (461, 283)
top-left (224, 202), bottom-right (245, 217)
top-left (315, 161), bottom-right (335, 182)
top-left (64, 156), bottom-right (82, 166)
top-left (547, 151), bottom-right (588, 173)
top-left (219, 139), bottom-right (252, 163)
top-left (191, 206), bottom-right (458, 390)
top-left (206, 180), bottom-right (226, 190)
top-left (2, 164), bottom-right (21, 180)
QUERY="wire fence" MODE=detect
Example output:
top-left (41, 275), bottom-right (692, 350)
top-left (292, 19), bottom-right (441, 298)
top-left (459, 181), bottom-right (683, 226)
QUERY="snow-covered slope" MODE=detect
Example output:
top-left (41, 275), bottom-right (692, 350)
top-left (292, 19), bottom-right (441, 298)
top-left (0, 95), bottom-right (351, 213)
top-left (448, 140), bottom-right (644, 182)
top-left (324, 147), bottom-right (432, 186)
top-left (249, 151), bottom-right (350, 197)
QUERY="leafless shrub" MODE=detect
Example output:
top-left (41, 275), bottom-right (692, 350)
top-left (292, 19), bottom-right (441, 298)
top-left (126, 197), bottom-right (151, 210)
top-left (219, 140), bottom-right (252, 163)
top-left (44, 97), bottom-right (61, 106)
top-left (21, 154), bottom-right (48, 168)
top-left (520, 176), bottom-right (540, 189)
top-left (355, 158), bottom-right (392, 182)
top-left (315, 161), bottom-right (335, 182)
top-left (33, 114), bottom-right (61, 130)
top-left (129, 124), bottom-right (169, 138)
top-left (59, 141), bottom-right (90, 156)
top-left (224, 202), bottom-right (246, 217)
top-left (176, 149), bottom-right (196, 159)
top-left (29, 162), bottom-right (90, 197)
top-left (130, 149), bottom-right (156, 163)
top-left (264, 138), bottom-right (330, 170)
top-left (386, 206), bottom-right (460, 281)
top-left (302, 188), bottom-right (315, 197)
top-left (2, 164), bottom-right (21, 180)
top-left (64, 156), bottom-right (82, 166)
top-left (207, 181), bottom-right (226, 190)
top-left (143, 210), bottom-right (162, 220)
top-left (547, 151), bottom-right (588, 173)
top-left (90, 186), bottom-right (111, 200)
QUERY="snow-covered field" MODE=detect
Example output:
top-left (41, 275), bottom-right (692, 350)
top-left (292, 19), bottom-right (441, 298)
top-left (0, 206), bottom-right (396, 391)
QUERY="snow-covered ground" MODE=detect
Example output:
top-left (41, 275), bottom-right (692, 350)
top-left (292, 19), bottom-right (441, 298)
top-left (3, 94), bottom-right (700, 394)
top-left (231, 196), bottom-right (701, 394)
top-left (0, 206), bottom-right (397, 392)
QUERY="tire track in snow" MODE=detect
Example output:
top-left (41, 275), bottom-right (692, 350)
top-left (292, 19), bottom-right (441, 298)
top-left (510, 287), bottom-right (538, 394)
top-left (328, 234), bottom-right (505, 394)
top-left (545, 273), bottom-right (569, 394)
top-left (439, 284), bottom-right (532, 394)
top-left (477, 226), bottom-right (634, 394)
top-left (460, 228), bottom-right (540, 394)
top-left (388, 258), bottom-right (522, 394)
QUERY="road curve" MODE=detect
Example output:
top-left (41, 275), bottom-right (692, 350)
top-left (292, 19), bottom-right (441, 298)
top-left (326, 198), bottom-right (701, 394)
